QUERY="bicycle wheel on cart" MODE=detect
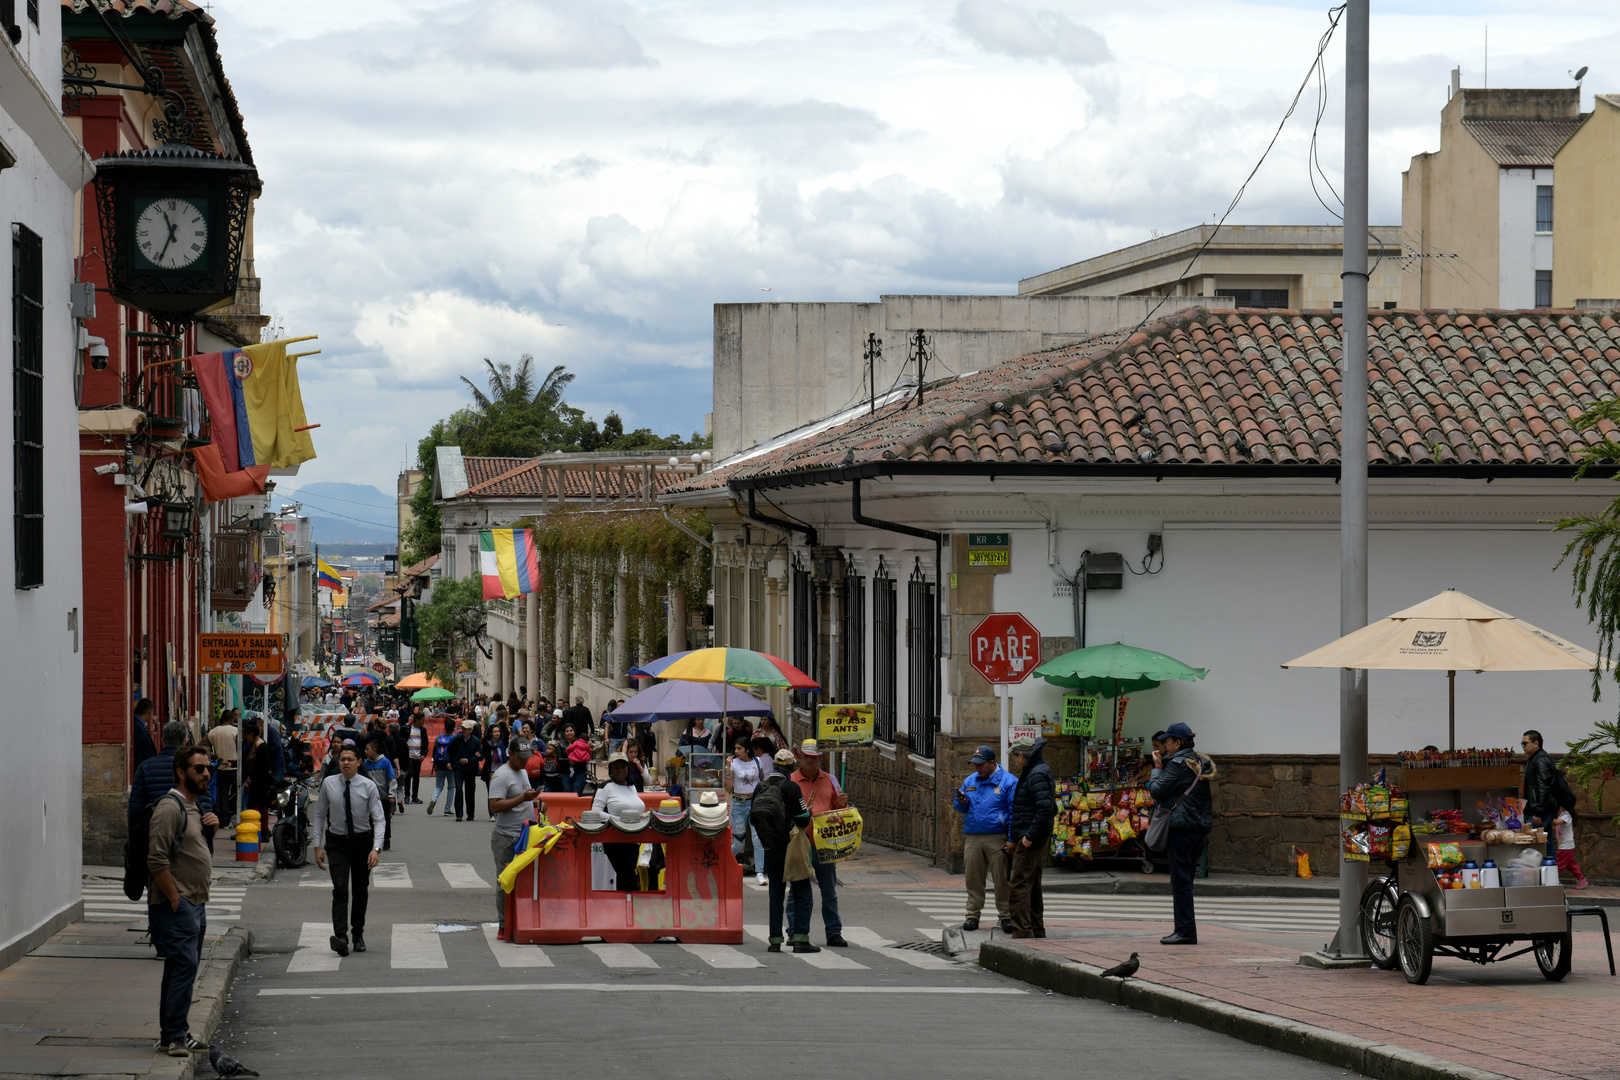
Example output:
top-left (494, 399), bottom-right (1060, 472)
top-left (1358, 876), bottom-right (1400, 970)
top-left (1397, 897), bottom-right (1433, 985)
top-left (1534, 932), bottom-right (1572, 982)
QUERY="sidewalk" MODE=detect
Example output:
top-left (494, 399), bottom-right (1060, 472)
top-left (0, 881), bottom-right (251, 1079)
top-left (981, 916), bottom-right (1619, 1080)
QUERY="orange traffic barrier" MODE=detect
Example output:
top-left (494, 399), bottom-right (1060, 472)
top-left (505, 793), bottom-right (744, 944)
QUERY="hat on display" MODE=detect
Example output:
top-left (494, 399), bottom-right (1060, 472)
top-left (609, 805), bottom-right (652, 834)
top-left (1165, 722), bottom-right (1196, 740)
top-left (798, 739), bottom-right (824, 757)
top-left (690, 790), bottom-right (729, 835)
top-left (651, 799), bottom-right (690, 835)
top-left (576, 809), bottom-right (611, 834)
top-left (773, 748), bottom-right (797, 766)
top-left (1009, 735), bottom-right (1036, 753)
top-left (461, 718), bottom-right (476, 729)
top-left (969, 744), bottom-right (997, 764)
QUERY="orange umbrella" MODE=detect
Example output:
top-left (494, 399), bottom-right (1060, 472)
top-left (395, 672), bottom-right (442, 690)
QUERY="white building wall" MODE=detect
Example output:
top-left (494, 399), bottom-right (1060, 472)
top-left (0, 14), bottom-right (95, 963)
top-left (1498, 167), bottom-right (1550, 307)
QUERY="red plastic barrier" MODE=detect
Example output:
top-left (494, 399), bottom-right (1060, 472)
top-left (506, 793), bottom-right (744, 944)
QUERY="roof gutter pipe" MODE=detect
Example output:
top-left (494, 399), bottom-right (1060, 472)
top-left (745, 489), bottom-right (817, 548)
top-left (851, 476), bottom-right (944, 611)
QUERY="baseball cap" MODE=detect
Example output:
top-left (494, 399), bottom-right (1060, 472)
top-left (969, 744), bottom-right (996, 764)
top-left (798, 738), bottom-right (824, 757)
top-left (508, 736), bottom-right (533, 759)
top-left (773, 748), bottom-right (797, 766)
top-left (1165, 722), bottom-right (1195, 740)
top-left (1009, 735), bottom-right (1036, 753)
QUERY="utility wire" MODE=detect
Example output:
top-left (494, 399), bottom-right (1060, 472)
top-left (1127, 3), bottom-right (1349, 336)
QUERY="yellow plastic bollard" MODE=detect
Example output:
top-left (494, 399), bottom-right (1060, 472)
top-left (235, 810), bottom-right (261, 862)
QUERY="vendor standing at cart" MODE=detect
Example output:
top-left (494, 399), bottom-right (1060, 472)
top-left (1521, 730), bottom-right (1559, 860)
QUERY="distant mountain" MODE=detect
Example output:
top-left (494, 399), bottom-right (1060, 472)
top-left (271, 482), bottom-right (396, 545)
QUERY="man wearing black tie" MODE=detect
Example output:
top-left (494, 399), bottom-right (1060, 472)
top-left (313, 743), bottom-right (386, 956)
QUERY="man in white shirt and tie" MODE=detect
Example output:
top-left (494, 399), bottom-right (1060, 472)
top-left (314, 743), bottom-right (386, 956)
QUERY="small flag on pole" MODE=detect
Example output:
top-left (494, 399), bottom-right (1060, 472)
top-left (317, 557), bottom-right (343, 590)
top-left (479, 529), bottom-right (540, 600)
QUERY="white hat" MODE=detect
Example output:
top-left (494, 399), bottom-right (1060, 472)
top-left (689, 789), bottom-right (729, 832)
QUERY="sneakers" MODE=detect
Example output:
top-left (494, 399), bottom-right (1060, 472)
top-left (825, 934), bottom-right (848, 947)
top-left (1577, 878), bottom-right (1591, 890)
top-left (182, 1034), bottom-right (208, 1052)
top-left (961, 917), bottom-right (980, 932)
top-left (426, 799), bottom-right (437, 814)
top-left (353, 933), bottom-right (367, 952)
top-left (792, 941), bottom-right (822, 954)
top-left (165, 1039), bottom-right (191, 1058)
top-left (330, 934), bottom-right (349, 957)
top-left (755, 874), bottom-right (767, 887)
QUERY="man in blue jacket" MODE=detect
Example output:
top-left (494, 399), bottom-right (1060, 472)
top-left (954, 744), bottom-right (1017, 933)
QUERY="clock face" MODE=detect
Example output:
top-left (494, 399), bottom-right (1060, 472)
top-left (134, 197), bottom-right (209, 271)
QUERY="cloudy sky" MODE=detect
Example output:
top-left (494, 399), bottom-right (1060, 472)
top-left (208, 0), bottom-right (1618, 495)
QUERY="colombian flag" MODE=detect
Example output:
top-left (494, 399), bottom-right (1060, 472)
top-left (479, 529), bottom-right (540, 600)
top-left (317, 557), bottom-right (342, 591)
top-left (192, 340), bottom-right (318, 477)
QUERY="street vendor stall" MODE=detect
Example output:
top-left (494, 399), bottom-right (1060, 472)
top-left (1284, 588), bottom-right (1600, 984)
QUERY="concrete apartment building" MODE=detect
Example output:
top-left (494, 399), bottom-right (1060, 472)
top-left (1400, 74), bottom-right (1587, 309)
top-left (1015, 224), bottom-right (1403, 310)
top-left (1553, 93), bottom-right (1620, 307)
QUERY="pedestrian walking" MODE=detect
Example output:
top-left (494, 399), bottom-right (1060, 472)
top-left (1521, 729), bottom-right (1560, 860)
top-left (361, 741), bottom-right (397, 850)
top-left (1006, 735), bottom-right (1055, 939)
top-left (725, 736), bottom-right (771, 886)
top-left (132, 698), bottom-right (158, 768)
top-left (241, 718), bottom-right (276, 840)
top-left (488, 737), bottom-right (540, 938)
top-left (789, 739), bottom-right (848, 948)
top-left (403, 713), bottom-right (427, 803)
top-left (146, 744), bottom-right (214, 1057)
top-left (313, 745), bottom-right (386, 956)
top-left (754, 748), bottom-right (816, 953)
top-left (448, 718), bottom-right (485, 820)
top-left (953, 744), bottom-right (1017, 933)
top-left (205, 711), bottom-right (239, 822)
top-left (1148, 722), bottom-right (1214, 946)
top-left (428, 717), bottom-right (456, 815)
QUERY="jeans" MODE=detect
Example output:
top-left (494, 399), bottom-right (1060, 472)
top-left (432, 768), bottom-right (456, 811)
top-left (214, 771), bottom-right (237, 821)
top-left (492, 828), bottom-right (520, 926)
top-left (149, 897), bottom-right (206, 1043)
top-left (764, 847), bottom-right (812, 943)
top-left (326, 831), bottom-right (374, 938)
top-left (403, 758), bottom-right (423, 800)
top-left (1168, 829), bottom-right (1207, 940)
top-left (569, 762), bottom-right (588, 795)
top-left (730, 799), bottom-right (765, 874)
top-left (455, 772), bottom-right (479, 819)
top-left (786, 847), bottom-right (841, 939)
top-left (1009, 842), bottom-right (1045, 937)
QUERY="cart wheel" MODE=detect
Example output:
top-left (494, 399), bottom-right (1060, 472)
top-left (1359, 877), bottom-right (1400, 970)
top-left (1140, 856), bottom-right (1155, 874)
top-left (1534, 933), bottom-right (1572, 982)
top-left (1396, 898), bottom-right (1433, 985)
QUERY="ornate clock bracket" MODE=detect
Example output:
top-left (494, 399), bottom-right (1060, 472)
top-left (61, 1), bottom-right (194, 145)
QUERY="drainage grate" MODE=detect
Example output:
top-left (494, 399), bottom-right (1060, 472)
top-left (892, 939), bottom-right (950, 957)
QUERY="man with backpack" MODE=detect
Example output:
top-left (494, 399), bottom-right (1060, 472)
top-left (146, 744), bottom-right (216, 1058)
top-left (128, 722), bottom-right (218, 955)
top-left (1522, 729), bottom-right (1576, 860)
top-left (753, 746), bottom-right (817, 954)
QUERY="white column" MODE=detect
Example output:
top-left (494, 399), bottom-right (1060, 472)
top-left (613, 573), bottom-right (629, 688)
top-left (493, 638), bottom-right (506, 699)
top-left (524, 590), bottom-right (540, 703)
top-left (555, 584), bottom-right (571, 702)
top-left (667, 583), bottom-right (687, 657)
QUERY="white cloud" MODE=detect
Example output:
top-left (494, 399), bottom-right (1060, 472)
top-left (352, 291), bottom-right (573, 385)
top-left (953, 0), bottom-right (1112, 66)
top-left (434, 0), bottom-right (654, 72)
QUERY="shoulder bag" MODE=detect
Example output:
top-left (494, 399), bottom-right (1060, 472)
top-left (1144, 765), bottom-right (1201, 853)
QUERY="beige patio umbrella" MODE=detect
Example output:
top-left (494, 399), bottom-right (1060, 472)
top-left (1282, 588), bottom-right (1601, 750)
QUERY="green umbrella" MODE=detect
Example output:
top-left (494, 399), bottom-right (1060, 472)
top-left (411, 686), bottom-right (456, 702)
top-left (1032, 641), bottom-right (1209, 698)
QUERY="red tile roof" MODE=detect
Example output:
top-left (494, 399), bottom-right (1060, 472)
top-left (676, 307), bottom-right (1620, 491)
top-left (454, 457), bottom-right (684, 500)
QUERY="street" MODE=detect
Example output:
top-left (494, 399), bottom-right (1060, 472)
top-left (215, 816), bottom-right (1352, 1078)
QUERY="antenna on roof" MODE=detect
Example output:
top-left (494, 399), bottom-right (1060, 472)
top-left (1571, 66), bottom-right (1589, 88)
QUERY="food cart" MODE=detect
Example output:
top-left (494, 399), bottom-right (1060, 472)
top-left (1356, 761), bottom-right (1569, 985)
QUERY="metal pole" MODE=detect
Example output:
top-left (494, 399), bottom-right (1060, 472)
top-left (1334, 0), bottom-right (1371, 960)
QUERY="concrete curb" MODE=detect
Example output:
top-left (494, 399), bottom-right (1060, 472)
top-left (1042, 876), bottom-right (1338, 898)
top-left (147, 927), bottom-right (253, 1080)
top-left (979, 941), bottom-right (1513, 1080)
top-left (252, 857), bottom-right (276, 883)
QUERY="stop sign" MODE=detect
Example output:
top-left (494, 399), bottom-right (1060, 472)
top-left (968, 612), bottom-right (1041, 684)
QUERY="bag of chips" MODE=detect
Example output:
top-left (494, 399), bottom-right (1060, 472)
top-left (1290, 846), bottom-right (1314, 878)
top-left (1392, 823), bottom-right (1412, 859)
top-left (1424, 841), bottom-right (1463, 869)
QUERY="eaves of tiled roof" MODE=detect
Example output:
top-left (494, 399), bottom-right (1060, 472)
top-left (671, 307), bottom-right (1620, 496)
top-left (401, 553), bottom-right (439, 579)
top-left (454, 456), bottom-right (683, 500)
top-left (366, 595), bottom-right (397, 614)
top-left (1462, 119), bottom-right (1582, 166)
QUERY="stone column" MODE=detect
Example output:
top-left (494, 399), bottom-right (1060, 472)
top-left (555, 583), bottom-right (571, 703)
top-left (493, 638), bottom-right (507, 700)
top-left (666, 583), bottom-right (687, 658)
top-left (524, 590), bottom-right (540, 704)
top-left (591, 572), bottom-right (606, 675)
top-left (613, 573), bottom-right (630, 688)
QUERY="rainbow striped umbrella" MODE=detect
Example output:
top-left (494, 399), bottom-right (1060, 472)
top-left (633, 647), bottom-right (819, 690)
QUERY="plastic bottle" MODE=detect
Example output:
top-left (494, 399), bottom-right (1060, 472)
top-left (1463, 861), bottom-right (1480, 888)
top-left (1481, 860), bottom-right (1500, 888)
top-left (1541, 857), bottom-right (1561, 887)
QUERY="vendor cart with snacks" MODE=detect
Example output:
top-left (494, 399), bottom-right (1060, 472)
top-left (1052, 737), bottom-right (1158, 871)
top-left (1352, 754), bottom-right (1571, 985)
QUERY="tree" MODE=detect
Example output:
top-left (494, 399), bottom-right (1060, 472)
top-left (413, 575), bottom-right (486, 687)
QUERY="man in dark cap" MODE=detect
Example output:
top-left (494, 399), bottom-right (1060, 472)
top-left (953, 744), bottom-right (1017, 933)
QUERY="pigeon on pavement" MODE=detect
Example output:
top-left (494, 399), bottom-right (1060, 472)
top-left (1098, 952), bottom-right (1140, 979)
top-left (209, 1046), bottom-right (260, 1077)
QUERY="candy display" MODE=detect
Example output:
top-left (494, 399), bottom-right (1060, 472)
top-left (1397, 747), bottom-right (1515, 769)
top-left (1339, 781), bottom-right (1409, 859)
top-left (1050, 737), bottom-right (1155, 863)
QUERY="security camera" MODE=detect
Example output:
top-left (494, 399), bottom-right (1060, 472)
top-left (93, 462), bottom-right (120, 475)
top-left (86, 336), bottom-right (108, 371)
top-left (124, 500), bottom-right (150, 515)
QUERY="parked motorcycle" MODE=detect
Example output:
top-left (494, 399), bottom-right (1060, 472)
top-left (271, 776), bottom-right (318, 869)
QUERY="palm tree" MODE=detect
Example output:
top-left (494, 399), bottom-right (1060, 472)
top-left (460, 355), bottom-right (574, 412)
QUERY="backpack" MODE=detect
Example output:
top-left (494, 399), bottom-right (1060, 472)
top-left (432, 734), bottom-right (452, 766)
top-left (1554, 768), bottom-right (1579, 812)
top-left (752, 776), bottom-right (791, 851)
top-left (122, 791), bottom-right (187, 902)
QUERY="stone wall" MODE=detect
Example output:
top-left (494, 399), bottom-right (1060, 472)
top-left (83, 743), bottom-right (127, 866)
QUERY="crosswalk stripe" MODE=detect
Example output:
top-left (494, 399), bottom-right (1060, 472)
top-left (680, 944), bottom-right (761, 969)
top-left (482, 924), bottom-right (553, 968)
top-left (300, 863), bottom-right (413, 888)
top-left (840, 926), bottom-right (955, 970)
top-left (587, 943), bottom-right (658, 969)
top-left (289, 921), bottom-right (341, 973)
top-left (441, 863), bottom-right (490, 889)
top-left (743, 925), bottom-right (867, 969)
top-left (391, 924), bottom-right (448, 969)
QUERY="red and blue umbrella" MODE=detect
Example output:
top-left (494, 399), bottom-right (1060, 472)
top-left (341, 672), bottom-right (379, 688)
top-left (631, 647), bottom-right (818, 690)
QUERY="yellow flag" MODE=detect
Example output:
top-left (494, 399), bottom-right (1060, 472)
top-left (240, 340), bottom-right (317, 469)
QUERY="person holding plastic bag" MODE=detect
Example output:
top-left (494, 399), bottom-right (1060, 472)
top-left (752, 748), bottom-right (817, 954)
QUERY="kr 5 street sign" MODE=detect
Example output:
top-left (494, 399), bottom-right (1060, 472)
top-left (968, 612), bottom-right (1040, 684)
top-left (198, 633), bottom-right (286, 675)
